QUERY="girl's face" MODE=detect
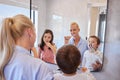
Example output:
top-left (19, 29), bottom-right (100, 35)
top-left (88, 38), bottom-right (99, 50)
top-left (43, 33), bottom-right (52, 43)
top-left (70, 24), bottom-right (80, 37)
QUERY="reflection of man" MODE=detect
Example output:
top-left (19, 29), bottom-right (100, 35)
top-left (68, 22), bottom-right (88, 58)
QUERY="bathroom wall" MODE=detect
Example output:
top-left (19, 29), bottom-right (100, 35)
top-left (35, 0), bottom-right (90, 48)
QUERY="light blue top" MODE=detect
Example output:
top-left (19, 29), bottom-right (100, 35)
top-left (68, 37), bottom-right (88, 58)
top-left (4, 45), bottom-right (53, 80)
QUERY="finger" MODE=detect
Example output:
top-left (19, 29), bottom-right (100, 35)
top-left (96, 61), bottom-right (100, 64)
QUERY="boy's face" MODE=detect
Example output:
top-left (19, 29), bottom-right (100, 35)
top-left (88, 37), bottom-right (99, 50)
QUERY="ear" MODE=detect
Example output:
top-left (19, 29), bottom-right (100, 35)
top-left (78, 28), bottom-right (80, 32)
top-left (97, 44), bottom-right (100, 48)
top-left (26, 28), bottom-right (33, 38)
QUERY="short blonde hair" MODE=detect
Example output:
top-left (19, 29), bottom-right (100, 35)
top-left (70, 22), bottom-right (80, 29)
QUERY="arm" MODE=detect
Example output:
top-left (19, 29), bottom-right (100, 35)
top-left (81, 51), bottom-right (88, 72)
top-left (64, 36), bottom-right (71, 44)
top-left (31, 47), bottom-right (39, 58)
top-left (82, 52), bottom-right (86, 67)
top-left (92, 51), bottom-right (103, 71)
top-left (92, 61), bottom-right (102, 71)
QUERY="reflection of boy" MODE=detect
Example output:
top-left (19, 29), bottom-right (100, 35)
top-left (54, 44), bottom-right (96, 80)
top-left (82, 35), bottom-right (103, 71)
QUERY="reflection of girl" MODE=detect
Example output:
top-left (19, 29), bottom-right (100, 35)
top-left (82, 35), bottom-right (103, 71)
top-left (38, 29), bottom-right (56, 64)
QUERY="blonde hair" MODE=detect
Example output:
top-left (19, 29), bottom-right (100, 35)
top-left (70, 22), bottom-right (80, 29)
top-left (0, 14), bottom-right (34, 80)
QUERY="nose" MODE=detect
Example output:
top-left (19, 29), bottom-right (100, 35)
top-left (70, 30), bottom-right (74, 34)
top-left (89, 43), bottom-right (92, 47)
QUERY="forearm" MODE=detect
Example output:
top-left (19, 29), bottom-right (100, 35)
top-left (50, 45), bottom-right (56, 54)
top-left (31, 47), bottom-right (39, 58)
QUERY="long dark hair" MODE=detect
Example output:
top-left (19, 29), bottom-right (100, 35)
top-left (39, 29), bottom-right (54, 50)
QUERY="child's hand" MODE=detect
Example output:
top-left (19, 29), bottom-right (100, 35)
top-left (92, 61), bottom-right (102, 71)
top-left (81, 67), bottom-right (87, 72)
top-left (88, 44), bottom-right (95, 52)
top-left (46, 42), bottom-right (52, 48)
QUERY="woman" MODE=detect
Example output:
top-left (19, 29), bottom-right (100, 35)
top-left (0, 14), bottom-right (53, 80)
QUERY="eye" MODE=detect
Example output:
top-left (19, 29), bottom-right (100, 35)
top-left (44, 35), bottom-right (47, 38)
top-left (73, 29), bottom-right (76, 31)
top-left (48, 37), bottom-right (50, 39)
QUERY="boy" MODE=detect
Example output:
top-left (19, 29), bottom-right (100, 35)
top-left (54, 44), bottom-right (95, 80)
top-left (82, 35), bottom-right (103, 71)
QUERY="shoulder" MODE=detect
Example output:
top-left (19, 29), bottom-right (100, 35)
top-left (54, 73), bottom-right (63, 80)
top-left (80, 38), bottom-right (87, 44)
top-left (15, 52), bottom-right (49, 70)
top-left (84, 50), bottom-right (90, 55)
top-left (80, 72), bottom-right (96, 80)
top-left (25, 55), bottom-right (48, 68)
top-left (96, 50), bottom-right (103, 56)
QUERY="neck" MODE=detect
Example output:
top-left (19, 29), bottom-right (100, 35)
top-left (63, 72), bottom-right (76, 76)
top-left (15, 38), bottom-right (31, 51)
top-left (74, 36), bottom-right (80, 41)
top-left (90, 48), bottom-right (97, 53)
top-left (73, 36), bottom-right (80, 46)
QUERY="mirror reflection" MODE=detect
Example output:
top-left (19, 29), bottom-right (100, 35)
top-left (31, 0), bottom-right (108, 72)
top-left (0, 0), bottom-right (108, 72)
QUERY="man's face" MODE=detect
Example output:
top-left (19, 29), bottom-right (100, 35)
top-left (70, 24), bottom-right (80, 37)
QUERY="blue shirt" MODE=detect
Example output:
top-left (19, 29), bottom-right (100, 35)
top-left (4, 45), bottom-right (53, 80)
top-left (68, 37), bottom-right (88, 58)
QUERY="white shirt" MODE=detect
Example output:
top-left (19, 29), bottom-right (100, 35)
top-left (4, 45), bottom-right (53, 80)
top-left (82, 50), bottom-right (103, 71)
top-left (54, 72), bottom-right (96, 80)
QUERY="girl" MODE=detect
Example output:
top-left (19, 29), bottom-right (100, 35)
top-left (38, 29), bottom-right (56, 64)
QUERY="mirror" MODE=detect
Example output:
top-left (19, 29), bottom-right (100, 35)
top-left (31, 0), bottom-right (108, 72)
top-left (0, 0), bottom-right (108, 72)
